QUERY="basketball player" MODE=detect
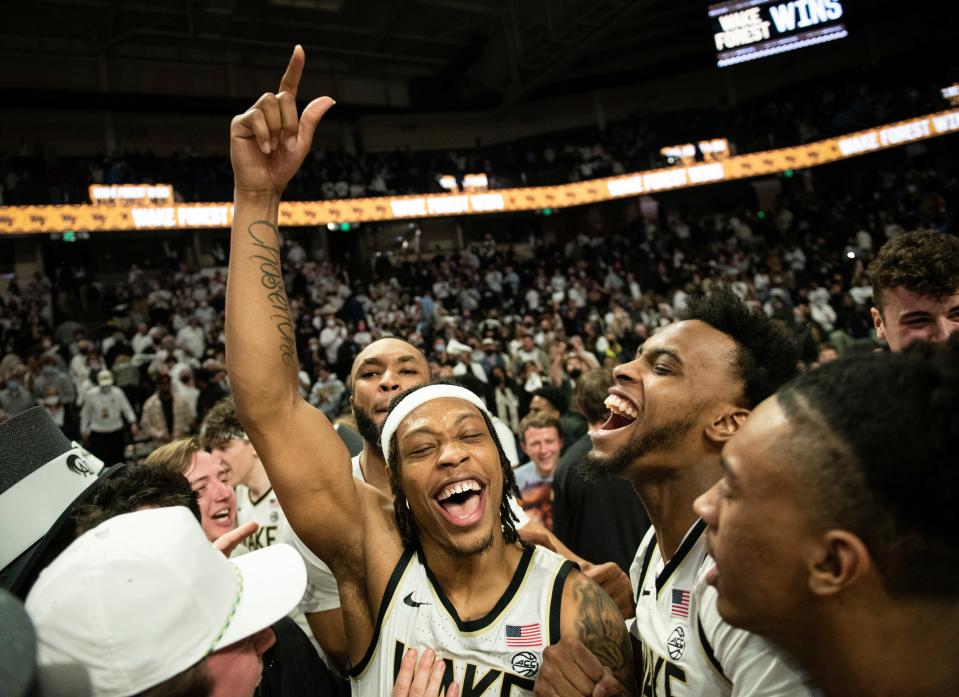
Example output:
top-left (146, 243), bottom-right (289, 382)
top-left (537, 288), bottom-right (816, 696)
top-left (867, 229), bottom-right (959, 351)
top-left (694, 340), bottom-right (959, 697)
top-left (201, 397), bottom-right (284, 551)
top-left (226, 46), bottom-right (635, 695)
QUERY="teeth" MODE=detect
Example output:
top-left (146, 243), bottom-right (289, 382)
top-left (604, 394), bottom-right (639, 419)
top-left (438, 479), bottom-right (481, 501)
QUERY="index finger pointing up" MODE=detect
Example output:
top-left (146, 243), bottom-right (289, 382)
top-left (278, 44), bottom-right (305, 97)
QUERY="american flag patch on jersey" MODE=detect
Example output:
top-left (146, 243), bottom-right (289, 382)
top-left (506, 623), bottom-right (542, 647)
top-left (671, 589), bottom-right (691, 619)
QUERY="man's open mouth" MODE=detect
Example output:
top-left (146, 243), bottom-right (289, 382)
top-left (434, 478), bottom-right (486, 526)
top-left (211, 508), bottom-right (231, 521)
top-left (600, 393), bottom-right (640, 430)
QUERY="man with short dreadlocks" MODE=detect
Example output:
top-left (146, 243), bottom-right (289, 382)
top-left (225, 47), bottom-right (635, 697)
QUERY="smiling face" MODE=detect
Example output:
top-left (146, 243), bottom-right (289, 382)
top-left (584, 320), bottom-right (746, 479)
top-left (521, 426), bottom-right (562, 478)
top-left (351, 339), bottom-right (430, 447)
top-left (871, 287), bottom-right (959, 352)
top-left (693, 396), bottom-right (818, 638)
top-left (184, 451), bottom-right (237, 541)
top-left (394, 398), bottom-right (503, 558)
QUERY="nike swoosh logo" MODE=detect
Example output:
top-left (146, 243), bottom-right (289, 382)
top-left (403, 592), bottom-right (430, 608)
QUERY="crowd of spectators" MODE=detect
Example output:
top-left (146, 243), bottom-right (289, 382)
top-left (0, 71), bottom-right (949, 206)
top-left (2, 153), bottom-right (955, 461)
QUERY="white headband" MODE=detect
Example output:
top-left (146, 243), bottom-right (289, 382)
top-left (380, 384), bottom-right (491, 468)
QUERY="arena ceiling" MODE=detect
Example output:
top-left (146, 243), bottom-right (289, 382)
top-left (0, 0), bottom-right (945, 115)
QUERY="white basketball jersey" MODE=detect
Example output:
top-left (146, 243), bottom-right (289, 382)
top-left (348, 545), bottom-right (576, 697)
top-left (235, 485), bottom-right (286, 550)
top-left (629, 520), bottom-right (816, 697)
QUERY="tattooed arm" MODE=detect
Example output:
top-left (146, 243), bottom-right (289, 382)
top-left (535, 570), bottom-right (637, 696)
top-left (226, 46), bottom-right (397, 600)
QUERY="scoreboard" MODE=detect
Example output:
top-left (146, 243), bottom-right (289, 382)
top-left (709, 0), bottom-right (848, 67)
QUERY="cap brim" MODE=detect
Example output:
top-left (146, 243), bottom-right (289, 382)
top-left (215, 543), bottom-right (306, 651)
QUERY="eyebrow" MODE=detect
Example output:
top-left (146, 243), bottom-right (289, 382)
top-left (898, 311), bottom-right (931, 322)
top-left (402, 410), bottom-right (483, 441)
top-left (636, 346), bottom-right (684, 365)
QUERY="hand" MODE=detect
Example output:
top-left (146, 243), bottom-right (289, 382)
top-left (213, 521), bottom-right (258, 556)
top-left (534, 637), bottom-right (625, 697)
top-left (81, 431), bottom-right (90, 442)
top-left (393, 647), bottom-right (459, 697)
top-left (570, 336), bottom-right (584, 351)
top-left (582, 562), bottom-right (635, 620)
top-left (517, 525), bottom-right (557, 553)
top-left (230, 45), bottom-right (335, 196)
top-left (129, 423), bottom-right (139, 437)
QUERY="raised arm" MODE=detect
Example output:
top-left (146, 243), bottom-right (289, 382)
top-left (225, 45), bottom-right (362, 574)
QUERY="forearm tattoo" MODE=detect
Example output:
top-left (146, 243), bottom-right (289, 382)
top-left (247, 220), bottom-right (296, 368)
top-left (573, 576), bottom-right (637, 693)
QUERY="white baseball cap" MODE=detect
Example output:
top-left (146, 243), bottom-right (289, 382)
top-left (25, 506), bottom-right (307, 697)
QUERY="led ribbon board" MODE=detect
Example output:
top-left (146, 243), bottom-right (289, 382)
top-left (1, 108), bottom-right (957, 235)
top-left (709, 0), bottom-right (848, 68)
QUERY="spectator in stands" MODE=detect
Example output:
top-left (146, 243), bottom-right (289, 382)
top-left (0, 376), bottom-right (35, 417)
top-left (514, 412), bottom-right (563, 530)
top-left (309, 364), bottom-right (346, 420)
top-left (80, 369), bottom-right (138, 465)
top-left (529, 384), bottom-right (587, 447)
top-left (140, 373), bottom-right (194, 443)
top-left (868, 230), bottom-right (959, 351)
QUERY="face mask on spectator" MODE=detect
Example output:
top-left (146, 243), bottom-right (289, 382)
top-left (7, 380), bottom-right (21, 392)
top-left (43, 396), bottom-right (60, 406)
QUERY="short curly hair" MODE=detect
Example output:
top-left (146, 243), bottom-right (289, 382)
top-left (869, 230), bottom-right (959, 313)
top-left (679, 286), bottom-right (802, 408)
top-left (777, 335), bottom-right (959, 599)
top-left (199, 398), bottom-right (246, 450)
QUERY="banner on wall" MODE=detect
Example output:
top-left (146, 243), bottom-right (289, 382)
top-left (1, 108), bottom-right (957, 235)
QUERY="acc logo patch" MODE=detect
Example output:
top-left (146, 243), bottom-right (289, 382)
top-left (667, 626), bottom-right (686, 661)
top-left (511, 651), bottom-right (540, 678)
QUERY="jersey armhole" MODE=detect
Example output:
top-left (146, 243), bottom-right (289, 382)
top-left (547, 560), bottom-right (578, 645)
top-left (346, 546), bottom-right (415, 679)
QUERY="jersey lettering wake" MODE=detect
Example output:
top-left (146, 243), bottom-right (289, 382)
top-left (629, 520), bottom-right (815, 697)
top-left (348, 545), bottom-right (575, 697)
top-left (235, 485), bottom-right (285, 550)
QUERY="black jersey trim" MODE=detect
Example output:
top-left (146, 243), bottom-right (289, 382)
top-left (247, 486), bottom-right (274, 508)
top-left (548, 560), bottom-right (577, 645)
top-left (635, 537), bottom-right (657, 603)
top-left (697, 615), bottom-right (732, 685)
top-left (421, 544), bottom-right (534, 633)
top-left (346, 547), bottom-right (415, 679)
top-left (655, 518), bottom-right (707, 595)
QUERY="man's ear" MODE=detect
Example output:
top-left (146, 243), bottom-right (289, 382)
top-left (870, 307), bottom-right (886, 342)
top-left (704, 406), bottom-right (750, 445)
top-left (808, 529), bottom-right (871, 597)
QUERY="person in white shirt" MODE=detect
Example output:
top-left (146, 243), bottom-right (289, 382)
top-left (537, 288), bottom-right (815, 697)
top-left (176, 317), bottom-right (206, 360)
top-left (80, 369), bottom-right (137, 465)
